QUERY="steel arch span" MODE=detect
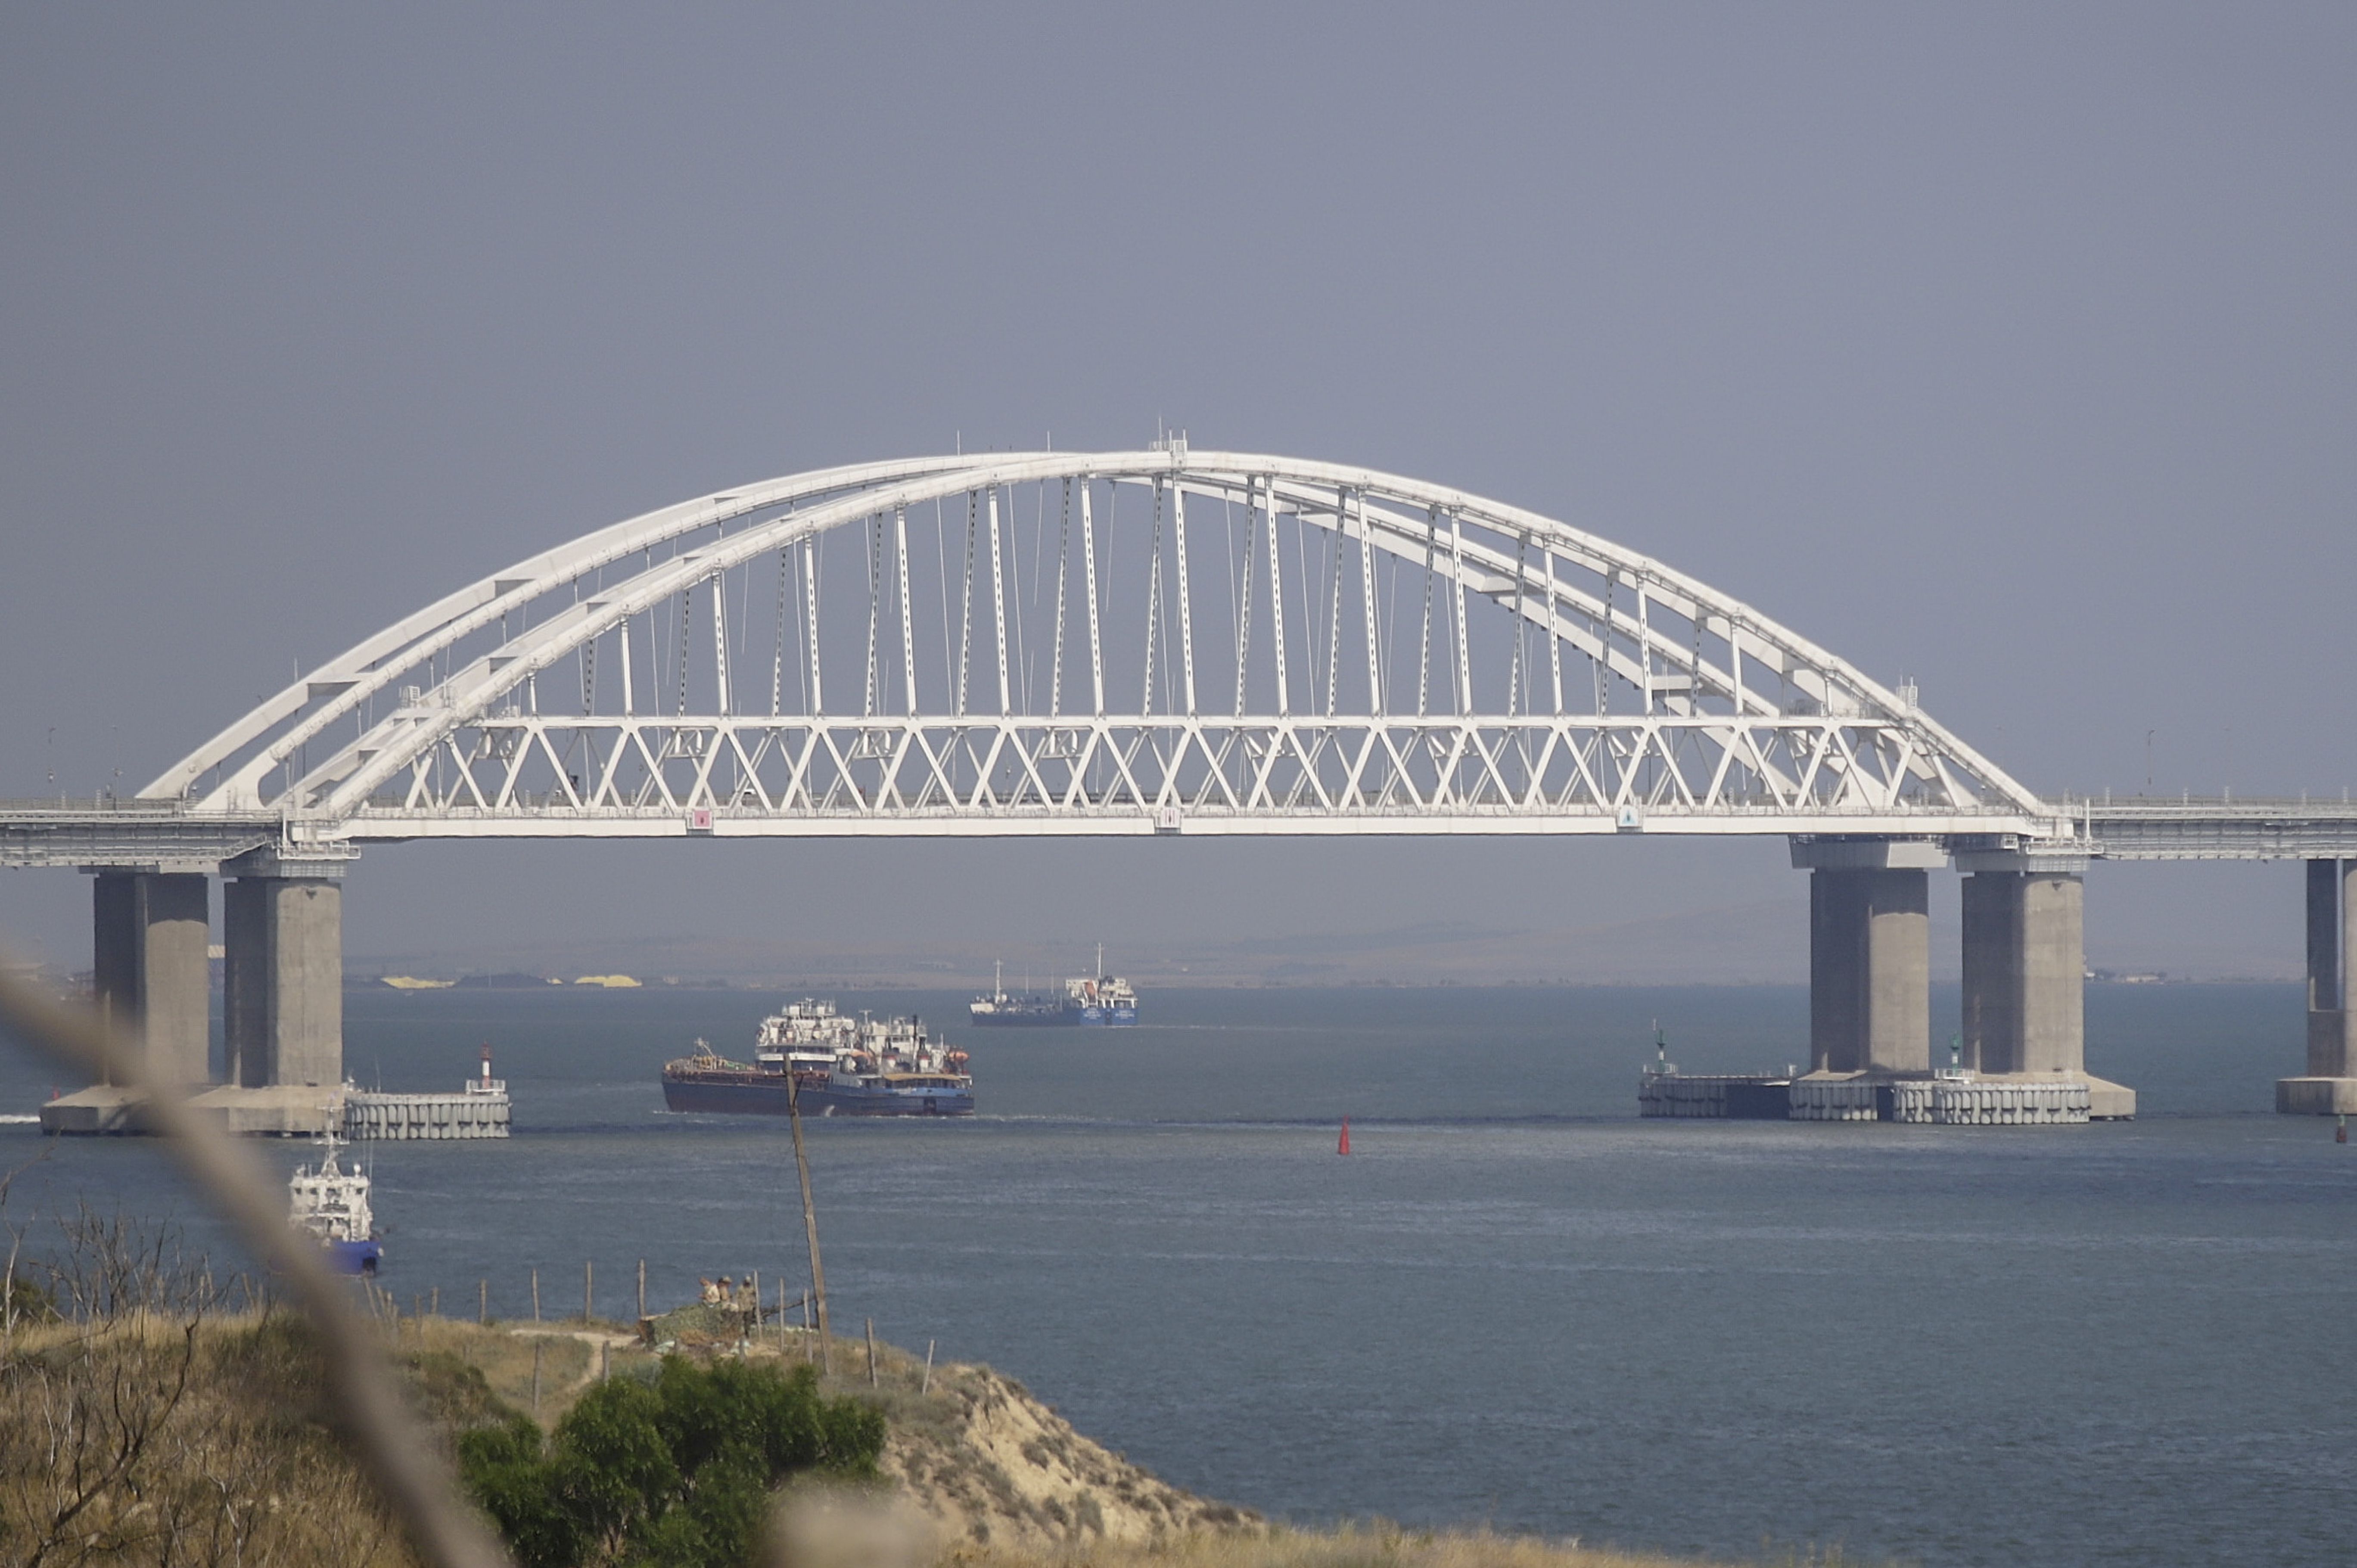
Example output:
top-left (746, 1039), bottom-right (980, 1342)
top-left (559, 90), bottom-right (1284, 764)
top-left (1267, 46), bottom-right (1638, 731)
top-left (144, 447), bottom-right (2054, 843)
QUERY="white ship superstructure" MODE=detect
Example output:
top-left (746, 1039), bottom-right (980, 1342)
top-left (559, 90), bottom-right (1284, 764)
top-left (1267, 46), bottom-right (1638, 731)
top-left (288, 1134), bottom-right (383, 1273)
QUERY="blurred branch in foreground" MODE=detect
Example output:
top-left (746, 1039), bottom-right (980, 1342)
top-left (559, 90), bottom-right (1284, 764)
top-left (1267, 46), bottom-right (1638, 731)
top-left (0, 953), bottom-right (512, 1568)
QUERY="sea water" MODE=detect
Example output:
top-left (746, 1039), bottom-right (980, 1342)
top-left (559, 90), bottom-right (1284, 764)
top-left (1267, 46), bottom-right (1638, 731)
top-left (2, 984), bottom-right (2352, 1568)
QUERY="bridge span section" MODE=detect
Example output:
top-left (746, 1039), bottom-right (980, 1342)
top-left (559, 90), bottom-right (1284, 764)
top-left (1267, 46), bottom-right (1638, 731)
top-left (4, 450), bottom-right (2350, 1121)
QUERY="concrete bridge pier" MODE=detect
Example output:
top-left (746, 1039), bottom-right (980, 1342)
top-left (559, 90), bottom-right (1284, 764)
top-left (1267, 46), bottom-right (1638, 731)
top-left (88, 869), bottom-right (211, 1082)
top-left (1785, 838), bottom-right (2133, 1122)
top-left (1795, 839), bottom-right (1938, 1077)
top-left (1955, 849), bottom-right (2086, 1075)
top-left (221, 848), bottom-right (348, 1091)
top-left (1953, 847), bottom-right (2129, 1117)
top-left (2282, 858), bottom-right (2357, 1113)
top-left (41, 847), bottom-right (351, 1135)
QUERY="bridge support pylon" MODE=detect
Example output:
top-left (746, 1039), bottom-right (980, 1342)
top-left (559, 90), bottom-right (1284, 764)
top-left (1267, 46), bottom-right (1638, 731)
top-left (1795, 839), bottom-right (1938, 1076)
top-left (2283, 858), bottom-right (2357, 1114)
top-left (88, 869), bottom-right (211, 1083)
top-left (221, 849), bottom-right (348, 1092)
top-left (1952, 846), bottom-right (2129, 1117)
top-left (1956, 851), bottom-right (2086, 1075)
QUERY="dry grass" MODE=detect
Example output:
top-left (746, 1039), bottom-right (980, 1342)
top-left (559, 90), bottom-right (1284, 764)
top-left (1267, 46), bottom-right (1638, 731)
top-left (396, 1313), bottom-right (628, 1425)
top-left (0, 1308), bottom-right (420, 1568)
top-left (942, 1523), bottom-right (1803, 1568)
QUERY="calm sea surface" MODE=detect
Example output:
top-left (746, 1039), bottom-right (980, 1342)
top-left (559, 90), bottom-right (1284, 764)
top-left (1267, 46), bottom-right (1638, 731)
top-left (3, 983), bottom-right (2352, 1568)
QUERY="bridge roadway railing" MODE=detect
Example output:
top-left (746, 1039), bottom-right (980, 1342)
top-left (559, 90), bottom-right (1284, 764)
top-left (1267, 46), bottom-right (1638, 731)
top-left (0, 797), bottom-right (280, 870)
top-left (2075, 796), bottom-right (2357, 860)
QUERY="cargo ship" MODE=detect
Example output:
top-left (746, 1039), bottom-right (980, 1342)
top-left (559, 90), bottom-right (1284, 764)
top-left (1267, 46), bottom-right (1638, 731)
top-left (661, 999), bottom-right (974, 1117)
top-left (969, 948), bottom-right (1139, 1027)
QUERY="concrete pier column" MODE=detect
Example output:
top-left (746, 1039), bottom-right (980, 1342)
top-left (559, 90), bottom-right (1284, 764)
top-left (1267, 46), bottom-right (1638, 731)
top-left (1959, 866), bottom-right (2086, 1076)
top-left (1793, 839), bottom-right (1940, 1075)
top-left (89, 870), bottom-right (212, 1082)
top-left (2282, 859), bottom-right (2357, 1111)
top-left (222, 850), bottom-right (347, 1089)
top-left (2304, 858), bottom-right (2357, 1078)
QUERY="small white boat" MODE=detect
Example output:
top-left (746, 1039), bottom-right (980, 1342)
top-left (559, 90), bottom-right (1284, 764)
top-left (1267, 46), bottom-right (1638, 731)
top-left (288, 1133), bottom-right (383, 1275)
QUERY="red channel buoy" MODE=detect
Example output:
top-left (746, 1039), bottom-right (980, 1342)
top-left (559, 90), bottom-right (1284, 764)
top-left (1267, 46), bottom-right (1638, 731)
top-left (1338, 1117), bottom-right (1351, 1155)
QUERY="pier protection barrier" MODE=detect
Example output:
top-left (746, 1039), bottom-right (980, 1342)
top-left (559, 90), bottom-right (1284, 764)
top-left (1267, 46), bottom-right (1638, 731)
top-left (1890, 1079), bottom-right (2090, 1125)
top-left (1787, 1079), bottom-right (1883, 1121)
top-left (342, 1090), bottom-right (510, 1140)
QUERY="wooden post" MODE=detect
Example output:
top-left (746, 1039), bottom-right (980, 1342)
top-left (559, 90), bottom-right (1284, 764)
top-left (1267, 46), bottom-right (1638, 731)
top-left (785, 1067), bottom-right (830, 1374)
top-left (480, 1278), bottom-right (488, 1326)
top-left (531, 1268), bottom-right (540, 1323)
top-left (922, 1338), bottom-right (936, 1395)
top-left (637, 1258), bottom-right (647, 1323)
top-left (585, 1260), bottom-right (593, 1323)
top-left (865, 1316), bottom-right (879, 1387)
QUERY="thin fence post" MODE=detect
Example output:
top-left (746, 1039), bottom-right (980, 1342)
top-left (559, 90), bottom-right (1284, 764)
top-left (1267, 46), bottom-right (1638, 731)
top-left (637, 1258), bottom-right (646, 1323)
top-left (585, 1259), bottom-right (593, 1323)
top-left (532, 1267), bottom-right (540, 1323)
top-left (922, 1338), bottom-right (936, 1395)
top-left (866, 1316), bottom-right (878, 1387)
top-left (480, 1278), bottom-right (488, 1326)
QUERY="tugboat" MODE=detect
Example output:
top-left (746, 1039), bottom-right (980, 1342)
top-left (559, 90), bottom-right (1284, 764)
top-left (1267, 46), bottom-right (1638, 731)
top-left (969, 946), bottom-right (1139, 1026)
top-left (662, 1000), bottom-right (975, 1117)
top-left (287, 1134), bottom-right (383, 1275)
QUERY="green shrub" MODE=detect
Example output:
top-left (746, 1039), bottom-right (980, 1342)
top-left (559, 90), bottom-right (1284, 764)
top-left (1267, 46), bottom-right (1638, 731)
top-left (459, 1356), bottom-right (884, 1568)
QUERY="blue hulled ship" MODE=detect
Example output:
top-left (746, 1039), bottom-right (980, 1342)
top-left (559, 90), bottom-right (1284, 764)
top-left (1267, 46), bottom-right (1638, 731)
top-left (969, 948), bottom-right (1139, 1027)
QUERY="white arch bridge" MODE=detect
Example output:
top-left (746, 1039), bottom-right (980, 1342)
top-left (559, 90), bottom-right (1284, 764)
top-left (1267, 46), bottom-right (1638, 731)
top-left (152, 444), bottom-right (2049, 841)
top-left (10, 447), bottom-right (2357, 1123)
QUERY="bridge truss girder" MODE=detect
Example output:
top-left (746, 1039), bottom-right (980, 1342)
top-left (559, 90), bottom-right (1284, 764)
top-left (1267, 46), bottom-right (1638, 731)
top-left (342, 711), bottom-right (2037, 841)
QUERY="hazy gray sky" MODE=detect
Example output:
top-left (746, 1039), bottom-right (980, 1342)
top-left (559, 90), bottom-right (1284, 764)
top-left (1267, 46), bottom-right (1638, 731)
top-left (3, 4), bottom-right (2352, 979)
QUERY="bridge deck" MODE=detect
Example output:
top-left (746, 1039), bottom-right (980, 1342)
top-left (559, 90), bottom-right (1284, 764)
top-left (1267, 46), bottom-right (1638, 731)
top-left (8, 796), bottom-right (2357, 863)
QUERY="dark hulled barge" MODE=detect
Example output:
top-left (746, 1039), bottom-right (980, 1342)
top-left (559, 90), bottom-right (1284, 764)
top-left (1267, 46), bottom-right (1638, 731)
top-left (662, 999), bottom-right (974, 1117)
